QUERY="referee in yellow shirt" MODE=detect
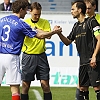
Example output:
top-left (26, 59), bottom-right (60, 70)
top-left (21, 2), bottom-right (52, 100)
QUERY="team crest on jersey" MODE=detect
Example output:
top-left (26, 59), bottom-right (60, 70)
top-left (83, 23), bottom-right (86, 30)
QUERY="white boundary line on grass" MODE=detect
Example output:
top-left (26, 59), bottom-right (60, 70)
top-left (33, 89), bottom-right (43, 100)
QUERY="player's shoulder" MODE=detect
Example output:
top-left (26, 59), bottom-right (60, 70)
top-left (71, 21), bottom-right (79, 30)
top-left (74, 21), bottom-right (80, 26)
top-left (0, 14), bottom-right (10, 19)
top-left (86, 16), bottom-right (96, 23)
top-left (0, 15), bottom-right (17, 21)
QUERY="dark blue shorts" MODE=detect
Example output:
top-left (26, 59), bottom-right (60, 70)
top-left (21, 52), bottom-right (50, 81)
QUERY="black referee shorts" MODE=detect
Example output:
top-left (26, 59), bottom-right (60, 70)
top-left (79, 61), bottom-right (100, 87)
top-left (21, 52), bottom-right (50, 81)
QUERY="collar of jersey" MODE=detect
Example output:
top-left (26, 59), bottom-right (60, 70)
top-left (31, 19), bottom-right (38, 23)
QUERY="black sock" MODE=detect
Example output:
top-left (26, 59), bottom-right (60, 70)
top-left (95, 90), bottom-right (100, 100)
top-left (75, 88), bottom-right (80, 100)
top-left (44, 92), bottom-right (52, 100)
top-left (79, 91), bottom-right (89, 100)
top-left (21, 93), bottom-right (29, 100)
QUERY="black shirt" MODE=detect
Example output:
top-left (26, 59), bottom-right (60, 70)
top-left (67, 17), bottom-right (100, 65)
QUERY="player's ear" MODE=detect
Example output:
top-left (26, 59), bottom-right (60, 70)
top-left (78, 8), bottom-right (82, 14)
top-left (29, 9), bottom-right (32, 14)
top-left (93, 5), bottom-right (96, 10)
top-left (20, 8), bottom-right (23, 12)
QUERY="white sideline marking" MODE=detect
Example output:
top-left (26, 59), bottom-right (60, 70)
top-left (33, 89), bottom-right (43, 100)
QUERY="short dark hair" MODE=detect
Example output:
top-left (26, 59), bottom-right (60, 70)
top-left (30, 2), bottom-right (42, 11)
top-left (72, 0), bottom-right (86, 15)
top-left (12, 0), bottom-right (28, 13)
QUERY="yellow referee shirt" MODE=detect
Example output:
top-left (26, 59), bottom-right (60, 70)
top-left (22, 18), bottom-right (51, 54)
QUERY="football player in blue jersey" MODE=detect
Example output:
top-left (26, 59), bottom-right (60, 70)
top-left (0, 0), bottom-right (62, 100)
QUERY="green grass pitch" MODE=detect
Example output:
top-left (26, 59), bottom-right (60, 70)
top-left (0, 86), bottom-right (96, 100)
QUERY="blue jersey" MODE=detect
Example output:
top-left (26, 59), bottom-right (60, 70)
top-left (0, 15), bottom-right (37, 55)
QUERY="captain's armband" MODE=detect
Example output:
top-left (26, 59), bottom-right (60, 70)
top-left (93, 26), bottom-right (100, 36)
top-left (94, 30), bottom-right (100, 36)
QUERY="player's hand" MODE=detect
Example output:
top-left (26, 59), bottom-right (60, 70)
top-left (90, 57), bottom-right (97, 68)
top-left (53, 25), bottom-right (62, 34)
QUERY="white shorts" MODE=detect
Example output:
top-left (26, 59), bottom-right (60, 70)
top-left (0, 53), bottom-right (21, 85)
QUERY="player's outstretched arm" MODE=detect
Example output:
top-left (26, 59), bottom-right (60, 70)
top-left (35, 25), bottom-right (62, 39)
top-left (57, 32), bottom-right (72, 46)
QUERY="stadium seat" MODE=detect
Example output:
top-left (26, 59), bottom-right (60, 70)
top-left (29, 0), bottom-right (75, 12)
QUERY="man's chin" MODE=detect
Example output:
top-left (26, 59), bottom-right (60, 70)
top-left (21, 17), bottom-right (24, 19)
top-left (34, 19), bottom-right (39, 21)
top-left (73, 16), bottom-right (76, 19)
top-left (86, 14), bottom-right (89, 16)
